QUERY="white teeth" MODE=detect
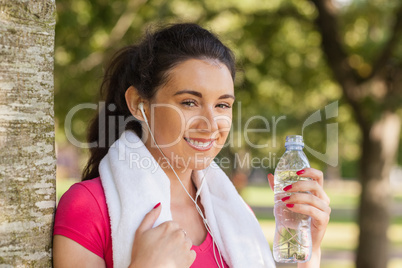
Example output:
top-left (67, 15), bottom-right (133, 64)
top-left (186, 138), bottom-right (212, 148)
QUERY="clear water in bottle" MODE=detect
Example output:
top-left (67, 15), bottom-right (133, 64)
top-left (273, 135), bottom-right (312, 263)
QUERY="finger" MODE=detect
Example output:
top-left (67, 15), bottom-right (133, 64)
top-left (281, 193), bottom-right (331, 214)
top-left (137, 202), bottom-right (162, 233)
top-left (285, 203), bottom-right (331, 228)
top-left (296, 168), bottom-right (324, 187)
top-left (284, 180), bottom-right (330, 205)
top-left (267, 173), bottom-right (274, 191)
top-left (187, 250), bottom-right (197, 266)
top-left (183, 236), bottom-right (193, 250)
top-left (176, 229), bottom-right (196, 266)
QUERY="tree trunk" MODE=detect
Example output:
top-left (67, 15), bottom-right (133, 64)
top-left (356, 111), bottom-right (401, 268)
top-left (0, 0), bottom-right (56, 266)
top-left (308, 1), bottom-right (402, 267)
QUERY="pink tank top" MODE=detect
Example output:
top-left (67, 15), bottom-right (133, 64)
top-left (53, 177), bottom-right (229, 267)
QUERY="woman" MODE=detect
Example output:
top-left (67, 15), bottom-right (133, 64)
top-left (53, 23), bottom-right (330, 268)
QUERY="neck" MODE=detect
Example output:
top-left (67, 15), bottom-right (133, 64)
top-left (144, 142), bottom-right (197, 203)
top-left (163, 161), bottom-right (197, 205)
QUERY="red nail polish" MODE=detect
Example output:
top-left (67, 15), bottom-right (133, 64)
top-left (296, 170), bottom-right (305, 175)
top-left (281, 196), bottom-right (290, 202)
top-left (283, 185), bottom-right (292, 191)
top-left (286, 204), bottom-right (294, 208)
top-left (153, 202), bottom-right (161, 209)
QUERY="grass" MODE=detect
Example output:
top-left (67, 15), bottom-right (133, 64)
top-left (240, 182), bottom-right (360, 209)
top-left (241, 182), bottom-right (402, 268)
top-left (258, 218), bottom-right (402, 268)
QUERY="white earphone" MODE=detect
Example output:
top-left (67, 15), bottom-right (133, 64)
top-left (136, 102), bottom-right (224, 268)
top-left (138, 102), bottom-right (147, 123)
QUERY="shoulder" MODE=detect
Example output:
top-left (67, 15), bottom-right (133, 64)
top-left (54, 177), bottom-right (111, 260)
top-left (67, 177), bottom-right (105, 199)
top-left (56, 177), bottom-right (107, 221)
top-left (55, 177), bottom-right (106, 222)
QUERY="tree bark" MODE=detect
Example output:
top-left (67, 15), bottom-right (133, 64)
top-left (356, 111), bottom-right (401, 268)
top-left (309, 1), bottom-right (402, 267)
top-left (0, 0), bottom-right (56, 266)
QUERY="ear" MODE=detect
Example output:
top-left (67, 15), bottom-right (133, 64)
top-left (125, 86), bottom-right (147, 122)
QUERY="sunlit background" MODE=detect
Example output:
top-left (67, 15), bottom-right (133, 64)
top-left (54, 0), bottom-right (402, 267)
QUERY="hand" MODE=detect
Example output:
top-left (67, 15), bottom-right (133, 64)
top-left (129, 203), bottom-right (196, 268)
top-left (268, 168), bottom-right (331, 262)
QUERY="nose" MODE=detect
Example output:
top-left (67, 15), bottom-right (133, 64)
top-left (199, 106), bottom-right (219, 133)
top-left (185, 105), bottom-right (220, 135)
top-left (187, 105), bottom-right (232, 137)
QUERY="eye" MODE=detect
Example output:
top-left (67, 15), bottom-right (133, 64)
top-left (216, 103), bottom-right (232, 109)
top-left (181, 99), bottom-right (197, 107)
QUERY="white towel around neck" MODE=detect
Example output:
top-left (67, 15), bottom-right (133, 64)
top-left (99, 130), bottom-right (275, 268)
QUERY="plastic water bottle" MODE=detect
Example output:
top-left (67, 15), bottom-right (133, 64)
top-left (273, 135), bottom-right (312, 263)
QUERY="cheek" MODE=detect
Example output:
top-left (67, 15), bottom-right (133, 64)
top-left (217, 115), bottom-right (233, 136)
top-left (153, 107), bottom-right (185, 143)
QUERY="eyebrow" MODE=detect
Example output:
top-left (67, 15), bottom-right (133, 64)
top-left (173, 89), bottom-right (235, 100)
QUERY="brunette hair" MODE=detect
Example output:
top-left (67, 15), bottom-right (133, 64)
top-left (82, 23), bottom-right (236, 181)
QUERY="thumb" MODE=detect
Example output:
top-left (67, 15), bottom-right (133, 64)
top-left (137, 203), bottom-right (162, 233)
top-left (267, 173), bottom-right (274, 191)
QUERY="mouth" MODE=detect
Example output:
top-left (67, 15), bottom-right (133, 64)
top-left (184, 137), bottom-right (216, 151)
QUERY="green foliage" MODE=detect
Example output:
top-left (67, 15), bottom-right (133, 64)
top-left (55, 0), bottom-right (402, 177)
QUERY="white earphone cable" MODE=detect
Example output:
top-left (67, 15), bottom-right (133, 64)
top-left (139, 104), bottom-right (225, 268)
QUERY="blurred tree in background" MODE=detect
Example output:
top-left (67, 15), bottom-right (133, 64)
top-left (308, 1), bottom-right (402, 267)
top-left (54, 0), bottom-right (402, 267)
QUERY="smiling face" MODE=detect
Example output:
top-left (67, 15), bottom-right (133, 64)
top-left (143, 58), bottom-right (234, 171)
